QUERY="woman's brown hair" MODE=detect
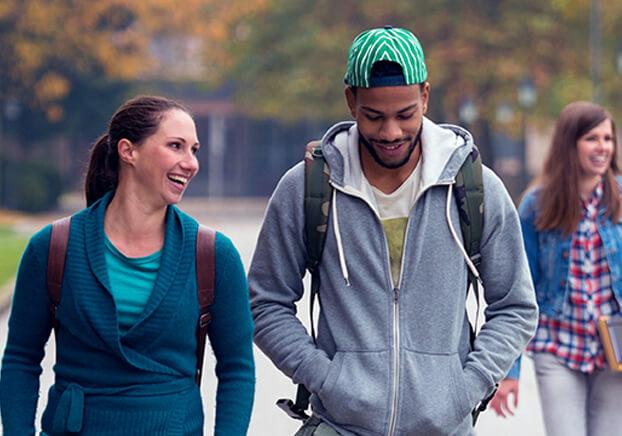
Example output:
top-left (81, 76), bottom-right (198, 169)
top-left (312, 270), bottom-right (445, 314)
top-left (84, 95), bottom-right (189, 206)
top-left (536, 101), bottom-right (620, 235)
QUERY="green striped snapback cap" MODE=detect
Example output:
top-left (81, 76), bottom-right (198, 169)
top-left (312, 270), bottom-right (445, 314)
top-left (344, 26), bottom-right (427, 88)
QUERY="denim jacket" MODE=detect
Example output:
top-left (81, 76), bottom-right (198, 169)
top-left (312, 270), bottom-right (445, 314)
top-left (507, 181), bottom-right (622, 379)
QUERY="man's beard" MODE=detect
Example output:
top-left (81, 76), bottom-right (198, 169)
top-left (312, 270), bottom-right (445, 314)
top-left (359, 125), bottom-right (423, 169)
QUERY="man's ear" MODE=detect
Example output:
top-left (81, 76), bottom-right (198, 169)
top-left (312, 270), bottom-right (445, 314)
top-left (117, 138), bottom-right (135, 165)
top-left (344, 86), bottom-right (357, 118)
top-left (421, 82), bottom-right (430, 114)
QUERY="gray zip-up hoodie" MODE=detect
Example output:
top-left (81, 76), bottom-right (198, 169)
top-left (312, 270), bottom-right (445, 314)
top-left (249, 118), bottom-right (538, 436)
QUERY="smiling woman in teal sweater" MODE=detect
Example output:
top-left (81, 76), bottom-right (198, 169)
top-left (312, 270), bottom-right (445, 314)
top-left (0, 96), bottom-right (255, 435)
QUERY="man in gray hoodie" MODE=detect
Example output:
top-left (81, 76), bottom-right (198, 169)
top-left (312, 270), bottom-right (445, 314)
top-left (248, 26), bottom-right (538, 436)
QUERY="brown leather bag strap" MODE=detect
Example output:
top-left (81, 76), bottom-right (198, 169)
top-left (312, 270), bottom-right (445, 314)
top-left (47, 216), bottom-right (72, 331)
top-left (195, 225), bottom-right (216, 386)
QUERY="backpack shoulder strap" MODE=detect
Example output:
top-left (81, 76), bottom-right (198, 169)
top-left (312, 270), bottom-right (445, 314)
top-left (276, 141), bottom-right (333, 421)
top-left (47, 216), bottom-right (72, 331)
top-left (303, 140), bottom-right (333, 340)
top-left (454, 146), bottom-right (484, 347)
top-left (304, 141), bottom-right (333, 274)
top-left (454, 146), bottom-right (484, 268)
top-left (454, 147), bottom-right (498, 424)
top-left (195, 225), bottom-right (216, 386)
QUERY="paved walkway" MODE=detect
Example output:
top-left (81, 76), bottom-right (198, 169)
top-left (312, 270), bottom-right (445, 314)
top-left (0, 197), bottom-right (545, 435)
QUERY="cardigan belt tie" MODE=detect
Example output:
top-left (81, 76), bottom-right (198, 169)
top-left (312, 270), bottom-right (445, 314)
top-left (52, 383), bottom-right (84, 433)
top-left (50, 377), bottom-right (195, 433)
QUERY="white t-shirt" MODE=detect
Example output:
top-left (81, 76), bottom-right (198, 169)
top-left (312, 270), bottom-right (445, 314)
top-left (368, 161), bottom-right (423, 285)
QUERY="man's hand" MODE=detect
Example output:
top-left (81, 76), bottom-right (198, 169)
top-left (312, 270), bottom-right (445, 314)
top-left (489, 378), bottom-right (519, 418)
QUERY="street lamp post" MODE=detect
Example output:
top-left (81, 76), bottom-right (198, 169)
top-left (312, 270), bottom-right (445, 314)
top-left (517, 77), bottom-right (537, 191)
top-left (0, 100), bottom-right (21, 208)
top-left (458, 98), bottom-right (479, 128)
top-left (459, 98), bottom-right (494, 164)
top-left (495, 102), bottom-right (514, 126)
top-left (207, 115), bottom-right (226, 198)
top-left (493, 102), bottom-right (521, 197)
top-left (590, 0), bottom-right (602, 102)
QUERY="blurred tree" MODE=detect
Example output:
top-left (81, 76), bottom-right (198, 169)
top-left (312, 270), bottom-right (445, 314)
top-left (0, 0), bottom-right (270, 123)
top-left (2, 0), bottom-right (620, 126)
top-left (212, 0), bottom-right (622, 123)
top-left (0, 0), bottom-right (147, 121)
top-left (0, 0), bottom-right (272, 209)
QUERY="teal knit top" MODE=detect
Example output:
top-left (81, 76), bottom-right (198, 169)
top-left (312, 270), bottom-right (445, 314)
top-left (0, 192), bottom-right (255, 435)
top-left (103, 234), bottom-right (161, 333)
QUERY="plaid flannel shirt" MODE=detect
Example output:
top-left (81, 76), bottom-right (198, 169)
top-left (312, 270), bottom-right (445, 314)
top-left (527, 182), bottom-right (620, 373)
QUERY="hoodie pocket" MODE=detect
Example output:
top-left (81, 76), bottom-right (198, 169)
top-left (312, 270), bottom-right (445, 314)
top-left (398, 350), bottom-right (472, 435)
top-left (317, 350), bottom-right (390, 434)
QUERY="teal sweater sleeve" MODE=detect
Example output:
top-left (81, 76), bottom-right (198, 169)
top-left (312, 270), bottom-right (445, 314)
top-left (208, 233), bottom-right (256, 436)
top-left (0, 226), bottom-right (53, 435)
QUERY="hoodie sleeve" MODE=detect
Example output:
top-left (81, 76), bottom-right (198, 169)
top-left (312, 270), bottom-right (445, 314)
top-left (503, 189), bottom-right (541, 381)
top-left (248, 162), bottom-right (332, 395)
top-left (462, 167), bottom-right (538, 406)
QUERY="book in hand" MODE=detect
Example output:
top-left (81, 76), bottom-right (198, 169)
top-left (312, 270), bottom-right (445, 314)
top-left (598, 314), bottom-right (622, 372)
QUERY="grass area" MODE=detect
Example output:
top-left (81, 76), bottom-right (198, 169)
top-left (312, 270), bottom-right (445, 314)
top-left (0, 225), bottom-right (28, 292)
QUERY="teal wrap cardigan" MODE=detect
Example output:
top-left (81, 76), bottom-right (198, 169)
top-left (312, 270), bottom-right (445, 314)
top-left (0, 192), bottom-right (255, 435)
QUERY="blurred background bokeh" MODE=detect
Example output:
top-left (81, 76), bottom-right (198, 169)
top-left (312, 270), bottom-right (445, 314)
top-left (4, 2), bottom-right (622, 434)
top-left (1, 0), bottom-right (622, 212)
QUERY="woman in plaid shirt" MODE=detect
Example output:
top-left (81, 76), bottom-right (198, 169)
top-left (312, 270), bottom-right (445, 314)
top-left (491, 101), bottom-right (622, 436)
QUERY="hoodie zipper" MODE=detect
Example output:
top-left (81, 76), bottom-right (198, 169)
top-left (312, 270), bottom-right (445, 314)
top-left (387, 217), bottom-right (411, 436)
top-left (331, 180), bottom-right (454, 436)
top-left (387, 212), bottom-right (417, 436)
top-left (329, 182), bottom-right (402, 435)
top-left (323, 122), bottom-right (472, 431)
top-left (331, 183), bottom-right (401, 435)
top-left (330, 180), bottom-right (455, 436)
top-left (388, 285), bottom-right (400, 436)
top-left (385, 178), bottom-right (455, 434)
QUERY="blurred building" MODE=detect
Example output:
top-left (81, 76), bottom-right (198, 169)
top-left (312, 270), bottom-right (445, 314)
top-left (144, 36), bottom-right (329, 198)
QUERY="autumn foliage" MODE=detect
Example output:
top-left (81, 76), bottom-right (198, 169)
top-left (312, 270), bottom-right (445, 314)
top-left (0, 0), bottom-right (269, 121)
top-left (1, 0), bottom-right (622, 123)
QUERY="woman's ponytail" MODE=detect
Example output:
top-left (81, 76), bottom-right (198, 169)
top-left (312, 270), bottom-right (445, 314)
top-left (84, 133), bottom-right (118, 207)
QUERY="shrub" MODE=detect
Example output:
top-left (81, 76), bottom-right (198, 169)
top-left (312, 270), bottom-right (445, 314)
top-left (1, 159), bottom-right (63, 212)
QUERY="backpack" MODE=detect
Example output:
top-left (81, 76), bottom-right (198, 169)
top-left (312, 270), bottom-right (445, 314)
top-left (46, 217), bottom-right (216, 386)
top-left (277, 139), bottom-right (495, 425)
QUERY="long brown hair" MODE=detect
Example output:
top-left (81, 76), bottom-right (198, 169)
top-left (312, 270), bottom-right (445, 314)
top-left (84, 95), bottom-right (189, 206)
top-left (536, 101), bottom-right (621, 235)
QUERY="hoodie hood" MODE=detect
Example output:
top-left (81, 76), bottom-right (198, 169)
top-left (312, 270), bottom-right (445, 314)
top-left (318, 117), bottom-right (483, 299)
top-left (320, 117), bottom-right (476, 198)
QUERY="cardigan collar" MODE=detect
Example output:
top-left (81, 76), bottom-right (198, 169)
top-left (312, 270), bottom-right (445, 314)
top-left (82, 191), bottom-right (188, 365)
top-left (85, 191), bottom-right (185, 301)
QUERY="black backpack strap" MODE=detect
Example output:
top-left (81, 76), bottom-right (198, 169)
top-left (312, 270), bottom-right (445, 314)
top-left (47, 216), bottom-right (72, 332)
top-left (454, 146), bottom-right (484, 340)
top-left (454, 146), bottom-right (498, 424)
top-left (303, 141), bottom-right (332, 339)
top-left (195, 225), bottom-right (216, 386)
top-left (454, 147), bottom-right (484, 268)
top-left (277, 141), bottom-right (333, 421)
